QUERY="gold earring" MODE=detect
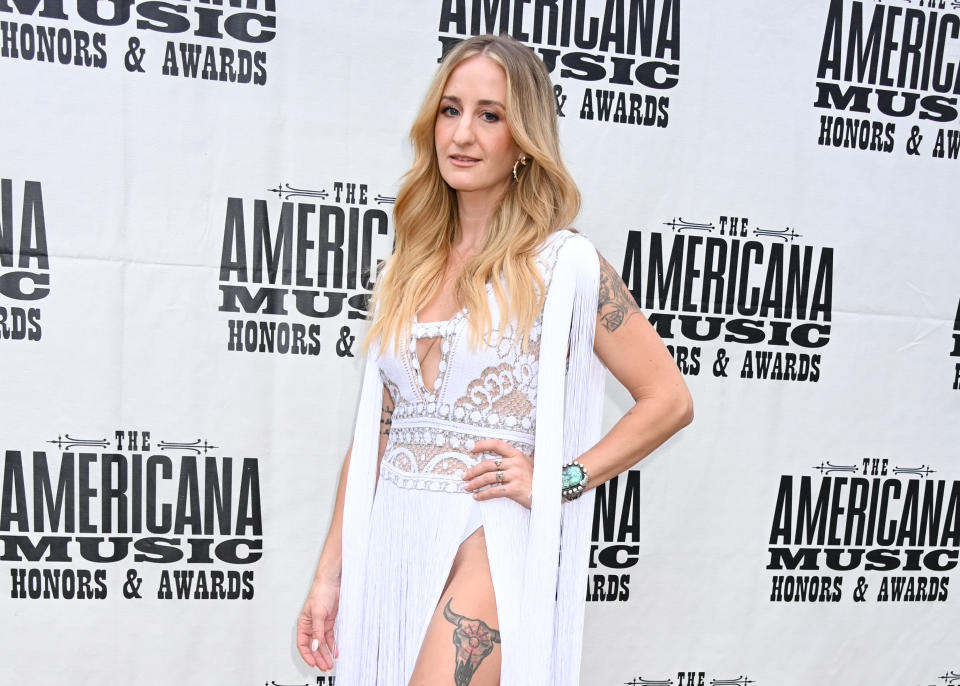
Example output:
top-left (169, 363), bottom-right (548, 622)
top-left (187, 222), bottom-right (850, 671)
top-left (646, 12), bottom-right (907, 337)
top-left (512, 155), bottom-right (528, 182)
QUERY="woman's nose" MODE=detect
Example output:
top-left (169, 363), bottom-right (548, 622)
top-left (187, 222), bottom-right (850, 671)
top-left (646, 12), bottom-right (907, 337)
top-left (451, 115), bottom-right (475, 146)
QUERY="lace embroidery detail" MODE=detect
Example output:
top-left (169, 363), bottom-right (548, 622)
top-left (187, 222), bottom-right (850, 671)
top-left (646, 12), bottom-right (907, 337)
top-left (377, 230), bottom-right (579, 492)
top-left (380, 426), bottom-right (534, 492)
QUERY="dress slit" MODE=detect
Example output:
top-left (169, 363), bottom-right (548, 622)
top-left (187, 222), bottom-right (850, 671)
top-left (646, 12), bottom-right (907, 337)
top-left (359, 476), bottom-right (489, 684)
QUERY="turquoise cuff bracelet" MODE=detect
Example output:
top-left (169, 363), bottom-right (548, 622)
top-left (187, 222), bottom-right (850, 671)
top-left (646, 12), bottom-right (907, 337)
top-left (561, 460), bottom-right (589, 501)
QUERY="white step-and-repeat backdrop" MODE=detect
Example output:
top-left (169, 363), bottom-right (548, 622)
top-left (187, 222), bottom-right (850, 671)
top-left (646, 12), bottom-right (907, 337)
top-left (2, 1), bottom-right (958, 684)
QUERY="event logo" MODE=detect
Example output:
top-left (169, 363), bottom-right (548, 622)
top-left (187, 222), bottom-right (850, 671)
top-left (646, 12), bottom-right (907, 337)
top-left (951, 297), bottom-right (959, 390)
top-left (587, 468), bottom-right (640, 602)
top-left (0, 0), bottom-right (275, 86)
top-left (0, 177), bottom-right (48, 342)
top-left (814, 0), bottom-right (960, 159)
top-left (437, 0), bottom-right (679, 129)
top-left (217, 181), bottom-right (393, 358)
top-left (620, 215), bottom-right (833, 383)
top-left (0, 430), bottom-right (262, 600)
top-left (624, 673), bottom-right (756, 686)
top-left (767, 458), bottom-right (959, 603)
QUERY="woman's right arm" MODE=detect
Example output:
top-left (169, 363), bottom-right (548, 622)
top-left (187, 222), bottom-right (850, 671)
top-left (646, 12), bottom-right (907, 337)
top-left (296, 385), bottom-right (395, 671)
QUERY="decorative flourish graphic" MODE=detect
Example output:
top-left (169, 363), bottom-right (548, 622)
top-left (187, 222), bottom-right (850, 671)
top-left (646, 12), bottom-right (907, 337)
top-left (812, 460), bottom-right (858, 475)
top-left (374, 194), bottom-right (396, 204)
top-left (892, 464), bottom-right (937, 478)
top-left (267, 182), bottom-right (328, 201)
top-left (663, 217), bottom-right (713, 234)
top-left (157, 439), bottom-right (220, 455)
top-left (625, 676), bottom-right (756, 686)
top-left (939, 670), bottom-right (960, 684)
top-left (753, 226), bottom-right (802, 242)
top-left (46, 434), bottom-right (109, 450)
top-left (712, 677), bottom-right (756, 686)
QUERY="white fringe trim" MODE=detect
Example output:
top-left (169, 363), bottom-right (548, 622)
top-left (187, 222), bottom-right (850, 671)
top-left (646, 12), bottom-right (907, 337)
top-left (334, 344), bottom-right (383, 684)
top-left (518, 234), bottom-right (604, 685)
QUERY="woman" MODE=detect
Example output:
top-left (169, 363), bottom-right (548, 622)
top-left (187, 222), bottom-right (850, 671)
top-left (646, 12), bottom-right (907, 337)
top-left (297, 34), bottom-right (692, 685)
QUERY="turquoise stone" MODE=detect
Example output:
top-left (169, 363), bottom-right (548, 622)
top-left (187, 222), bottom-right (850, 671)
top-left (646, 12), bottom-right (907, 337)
top-left (562, 464), bottom-right (582, 488)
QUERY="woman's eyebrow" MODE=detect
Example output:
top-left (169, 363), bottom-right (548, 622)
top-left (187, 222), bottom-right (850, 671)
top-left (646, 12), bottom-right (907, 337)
top-left (440, 94), bottom-right (505, 108)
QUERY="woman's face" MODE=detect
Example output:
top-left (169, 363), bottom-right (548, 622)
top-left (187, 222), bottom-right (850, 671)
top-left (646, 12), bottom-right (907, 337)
top-left (434, 54), bottom-right (521, 199)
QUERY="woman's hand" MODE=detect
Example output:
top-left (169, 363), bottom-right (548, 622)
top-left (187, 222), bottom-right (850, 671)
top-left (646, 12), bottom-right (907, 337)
top-left (296, 572), bottom-right (340, 671)
top-left (464, 439), bottom-right (534, 509)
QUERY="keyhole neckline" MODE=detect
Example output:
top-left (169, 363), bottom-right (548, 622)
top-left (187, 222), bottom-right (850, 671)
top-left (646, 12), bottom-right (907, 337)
top-left (408, 308), bottom-right (467, 400)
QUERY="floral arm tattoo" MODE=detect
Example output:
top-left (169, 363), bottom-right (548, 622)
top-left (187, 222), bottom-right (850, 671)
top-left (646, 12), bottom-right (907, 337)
top-left (597, 253), bottom-right (642, 333)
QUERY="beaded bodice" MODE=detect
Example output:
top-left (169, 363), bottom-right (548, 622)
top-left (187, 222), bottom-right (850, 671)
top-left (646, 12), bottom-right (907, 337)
top-left (376, 230), bottom-right (576, 493)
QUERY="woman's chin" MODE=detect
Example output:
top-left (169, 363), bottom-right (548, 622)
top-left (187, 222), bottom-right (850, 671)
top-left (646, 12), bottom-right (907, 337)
top-left (439, 173), bottom-right (509, 196)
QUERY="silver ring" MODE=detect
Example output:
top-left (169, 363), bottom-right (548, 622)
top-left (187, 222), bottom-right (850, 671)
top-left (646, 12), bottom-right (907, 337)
top-left (496, 470), bottom-right (504, 483)
top-left (494, 456), bottom-right (503, 468)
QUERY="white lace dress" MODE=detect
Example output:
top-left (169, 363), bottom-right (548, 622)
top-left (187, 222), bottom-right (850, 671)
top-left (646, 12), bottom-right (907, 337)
top-left (336, 229), bottom-right (606, 686)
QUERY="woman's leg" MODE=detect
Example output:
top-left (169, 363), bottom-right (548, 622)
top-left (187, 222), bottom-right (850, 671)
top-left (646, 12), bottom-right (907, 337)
top-left (408, 526), bottom-right (501, 686)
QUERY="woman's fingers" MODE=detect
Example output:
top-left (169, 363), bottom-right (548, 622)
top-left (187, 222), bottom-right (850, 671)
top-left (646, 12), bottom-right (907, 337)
top-left (466, 465), bottom-right (510, 489)
top-left (463, 439), bottom-right (533, 507)
top-left (462, 456), bottom-right (509, 489)
top-left (470, 438), bottom-right (511, 459)
top-left (296, 601), bottom-right (336, 671)
top-left (466, 439), bottom-right (518, 478)
top-left (472, 482), bottom-right (509, 500)
top-left (313, 609), bottom-right (336, 670)
top-left (296, 613), bottom-right (318, 668)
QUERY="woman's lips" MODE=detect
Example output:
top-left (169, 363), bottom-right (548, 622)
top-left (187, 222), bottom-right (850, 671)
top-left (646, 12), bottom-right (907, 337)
top-left (449, 155), bottom-right (480, 167)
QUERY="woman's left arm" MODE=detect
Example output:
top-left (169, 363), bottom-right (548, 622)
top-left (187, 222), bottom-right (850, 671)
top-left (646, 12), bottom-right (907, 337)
top-left (465, 249), bottom-right (693, 506)
top-left (578, 251), bottom-right (694, 490)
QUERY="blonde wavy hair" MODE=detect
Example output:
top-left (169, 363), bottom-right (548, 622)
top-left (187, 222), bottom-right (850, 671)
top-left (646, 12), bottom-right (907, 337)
top-left (363, 34), bottom-right (581, 355)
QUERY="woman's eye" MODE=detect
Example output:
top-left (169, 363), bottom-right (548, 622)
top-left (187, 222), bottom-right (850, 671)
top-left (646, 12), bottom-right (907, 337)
top-left (481, 111), bottom-right (500, 122)
top-left (441, 105), bottom-right (459, 116)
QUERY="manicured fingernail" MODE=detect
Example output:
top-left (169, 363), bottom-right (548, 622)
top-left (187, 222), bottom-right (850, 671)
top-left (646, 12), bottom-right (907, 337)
top-left (311, 638), bottom-right (319, 652)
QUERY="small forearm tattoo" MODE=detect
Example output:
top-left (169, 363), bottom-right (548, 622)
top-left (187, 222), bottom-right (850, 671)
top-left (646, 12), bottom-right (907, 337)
top-left (443, 597), bottom-right (500, 685)
top-left (597, 254), bottom-right (641, 333)
top-left (379, 405), bottom-right (394, 436)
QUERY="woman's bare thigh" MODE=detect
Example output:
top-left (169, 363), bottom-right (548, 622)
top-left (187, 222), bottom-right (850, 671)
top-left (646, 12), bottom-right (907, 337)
top-left (408, 526), bottom-right (500, 686)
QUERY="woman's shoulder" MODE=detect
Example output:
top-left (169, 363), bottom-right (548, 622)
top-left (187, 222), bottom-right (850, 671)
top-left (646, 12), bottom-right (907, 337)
top-left (536, 228), bottom-right (599, 271)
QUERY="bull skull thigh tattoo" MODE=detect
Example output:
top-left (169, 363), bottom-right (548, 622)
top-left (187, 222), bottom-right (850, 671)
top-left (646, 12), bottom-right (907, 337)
top-left (443, 597), bottom-right (501, 685)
